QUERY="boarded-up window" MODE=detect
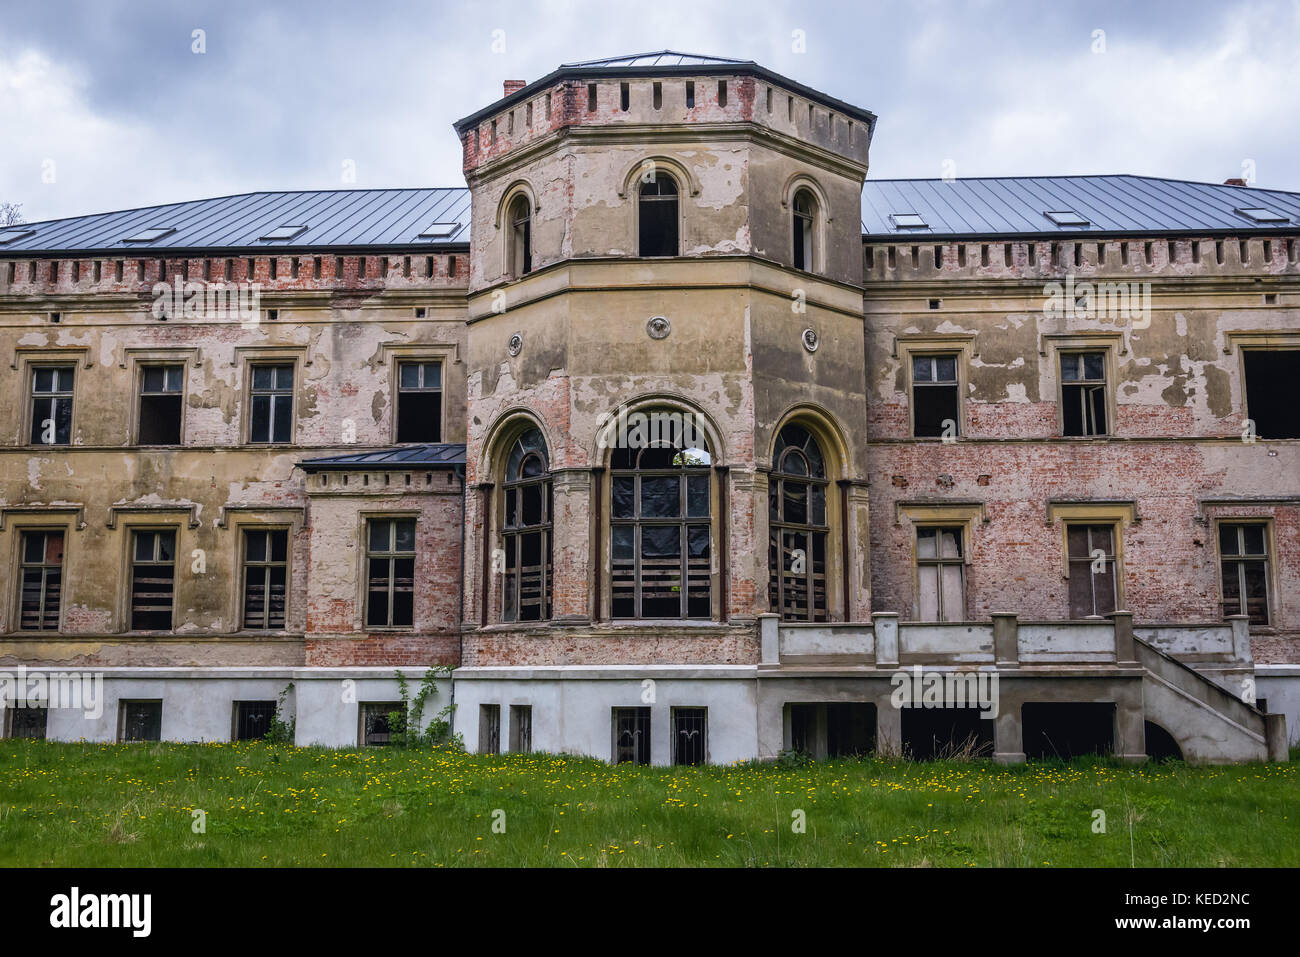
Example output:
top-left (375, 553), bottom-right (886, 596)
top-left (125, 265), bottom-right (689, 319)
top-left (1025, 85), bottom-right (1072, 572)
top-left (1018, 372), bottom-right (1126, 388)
top-left (1061, 352), bottom-right (1108, 436)
top-left (396, 361), bottom-right (442, 442)
top-left (912, 354), bottom-right (958, 438)
top-left (29, 366), bottom-right (74, 445)
top-left (249, 364), bottom-right (294, 443)
top-left (501, 429), bottom-right (552, 622)
top-left (638, 175), bottom-right (679, 257)
top-left (916, 526), bottom-right (964, 621)
top-left (19, 530), bottom-right (63, 631)
top-left (479, 704), bottom-right (501, 754)
top-left (509, 704), bottom-right (532, 752)
top-left (1219, 523), bottom-right (1270, 624)
top-left (138, 364), bottom-right (183, 445)
top-left (672, 707), bottom-right (707, 765)
top-left (130, 530), bottom-right (176, 630)
top-left (366, 518), bottom-right (416, 627)
top-left (242, 529), bottom-right (288, 630)
top-left (768, 424), bottom-right (829, 621)
top-left (613, 707), bottom-right (651, 764)
top-left (1066, 524), bottom-right (1118, 618)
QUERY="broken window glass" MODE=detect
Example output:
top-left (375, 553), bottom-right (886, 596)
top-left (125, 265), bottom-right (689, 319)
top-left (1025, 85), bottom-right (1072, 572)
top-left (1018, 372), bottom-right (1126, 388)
top-left (769, 424), bottom-right (830, 621)
top-left (1061, 351), bottom-right (1108, 436)
top-left (911, 354), bottom-right (959, 438)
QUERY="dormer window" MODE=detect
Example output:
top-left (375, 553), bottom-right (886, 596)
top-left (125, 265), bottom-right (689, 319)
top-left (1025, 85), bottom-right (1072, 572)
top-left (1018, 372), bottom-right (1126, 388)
top-left (638, 174), bottom-right (679, 257)
top-left (509, 194), bottom-right (532, 277)
top-left (793, 188), bottom-right (818, 271)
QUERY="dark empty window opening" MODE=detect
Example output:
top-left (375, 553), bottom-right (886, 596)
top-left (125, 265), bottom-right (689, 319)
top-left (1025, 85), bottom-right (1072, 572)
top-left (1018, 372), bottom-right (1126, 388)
top-left (619, 82), bottom-right (629, 111)
top-left (362, 702), bottom-right (402, 746)
top-left (1242, 350), bottom-right (1300, 438)
top-left (613, 707), bottom-right (651, 764)
top-left (587, 83), bottom-right (597, 112)
top-left (396, 360), bottom-right (443, 442)
top-left (130, 530), bottom-right (176, 630)
top-left (137, 364), bottom-right (183, 445)
top-left (366, 518), bottom-right (416, 628)
top-left (1060, 351), bottom-right (1108, 436)
top-left (792, 188), bottom-right (816, 271)
top-left (1022, 703), bottom-right (1115, 760)
top-left (916, 526), bottom-right (964, 621)
top-left (509, 194), bottom-right (532, 277)
top-left (249, 364), bottom-right (294, 443)
top-left (768, 424), bottom-right (829, 622)
top-left (509, 704), bottom-right (532, 752)
top-left (1066, 524), bottom-right (1118, 618)
top-left (501, 429), bottom-right (552, 623)
top-left (243, 529), bottom-right (288, 630)
top-left (234, 700), bottom-right (278, 741)
top-left (685, 81), bottom-right (695, 108)
top-left (479, 704), bottom-right (500, 754)
top-left (120, 700), bottom-right (162, 742)
top-left (901, 707), bottom-right (992, 760)
top-left (787, 703), bottom-right (876, 758)
top-left (29, 365), bottom-right (73, 445)
top-left (18, 530), bottom-right (63, 631)
top-left (652, 81), bottom-right (662, 110)
top-left (7, 706), bottom-right (48, 739)
top-left (717, 80), bottom-right (727, 107)
top-left (672, 707), bottom-right (707, 765)
top-left (1219, 523), bottom-right (1269, 625)
top-left (638, 175), bottom-right (679, 257)
top-left (911, 353), bottom-right (959, 438)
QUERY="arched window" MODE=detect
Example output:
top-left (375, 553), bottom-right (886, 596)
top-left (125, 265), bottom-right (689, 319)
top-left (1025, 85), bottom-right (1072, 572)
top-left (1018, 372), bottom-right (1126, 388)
top-left (792, 188), bottom-right (817, 271)
top-left (638, 174), bottom-right (679, 257)
top-left (769, 423), bottom-right (829, 621)
top-left (610, 414), bottom-right (711, 618)
top-left (501, 428), bottom-right (551, 621)
top-left (508, 194), bottom-right (532, 277)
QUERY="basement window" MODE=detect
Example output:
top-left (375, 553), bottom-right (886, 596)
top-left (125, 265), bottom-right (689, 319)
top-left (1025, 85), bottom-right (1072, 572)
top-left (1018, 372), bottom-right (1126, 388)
top-left (672, 707), bottom-right (707, 765)
top-left (259, 225), bottom-right (308, 241)
top-left (0, 228), bottom-right (34, 244)
top-left (1218, 523), bottom-right (1270, 625)
top-left (418, 222), bottom-right (461, 239)
top-left (137, 364), bottom-right (184, 445)
top-left (1066, 524), bottom-right (1118, 618)
top-left (1044, 210), bottom-right (1090, 227)
top-left (911, 354), bottom-right (959, 438)
top-left (130, 530), bottom-right (176, 630)
top-left (396, 360), bottom-right (443, 442)
top-left (234, 701), bottom-right (278, 741)
top-left (6, 706), bottom-right (48, 739)
top-left (123, 227), bottom-right (176, 243)
top-left (613, 707), bottom-right (651, 765)
top-left (916, 526), bottom-right (965, 621)
top-left (509, 705), bottom-right (533, 752)
top-left (361, 702), bottom-right (402, 746)
top-left (1060, 351), bottom-right (1108, 436)
top-left (1234, 207), bottom-right (1290, 224)
top-left (890, 213), bottom-right (928, 230)
top-left (119, 701), bottom-right (162, 742)
top-left (1243, 350), bottom-right (1300, 438)
top-left (479, 704), bottom-right (501, 754)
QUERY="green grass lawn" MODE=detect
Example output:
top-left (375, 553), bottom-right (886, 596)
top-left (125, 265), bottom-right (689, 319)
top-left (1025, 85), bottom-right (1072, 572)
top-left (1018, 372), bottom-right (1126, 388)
top-left (0, 740), bottom-right (1294, 867)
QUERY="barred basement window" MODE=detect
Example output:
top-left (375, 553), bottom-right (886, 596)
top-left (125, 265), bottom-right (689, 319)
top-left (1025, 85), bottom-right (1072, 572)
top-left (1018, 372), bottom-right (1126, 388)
top-left (916, 526), bottom-right (964, 621)
top-left (792, 188), bottom-right (817, 271)
top-left (248, 364), bottom-right (294, 443)
top-left (501, 428), bottom-right (552, 622)
top-left (396, 360), bottom-right (443, 442)
top-left (1060, 352), bottom-right (1108, 436)
top-left (509, 705), bottom-right (533, 752)
top-left (362, 702), bottom-right (401, 746)
top-left (234, 700), bottom-right (277, 741)
top-left (366, 518), bottom-right (415, 627)
top-left (6, 706), bottom-right (47, 739)
top-left (1219, 523), bottom-right (1270, 625)
top-left (137, 364), bottom-right (183, 445)
top-left (610, 422), bottom-right (711, 619)
top-left (768, 424), bottom-right (829, 622)
top-left (29, 365), bottom-right (74, 445)
top-left (18, 530), bottom-right (63, 631)
top-left (130, 530), bottom-right (176, 630)
top-left (1066, 524), bottom-right (1118, 618)
top-left (613, 707), bottom-right (651, 764)
top-left (242, 529), bottom-right (288, 630)
top-left (638, 174), bottom-right (679, 257)
top-left (672, 707), bottom-right (707, 765)
top-left (479, 704), bottom-right (501, 755)
top-left (508, 194), bottom-right (532, 277)
top-left (120, 700), bottom-right (162, 742)
top-left (911, 354), bottom-right (959, 438)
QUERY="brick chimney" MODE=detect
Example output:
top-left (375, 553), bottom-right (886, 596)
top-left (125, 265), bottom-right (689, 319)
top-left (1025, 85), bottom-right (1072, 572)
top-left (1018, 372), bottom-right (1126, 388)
top-left (503, 80), bottom-right (526, 98)
top-left (1224, 178), bottom-right (1247, 187)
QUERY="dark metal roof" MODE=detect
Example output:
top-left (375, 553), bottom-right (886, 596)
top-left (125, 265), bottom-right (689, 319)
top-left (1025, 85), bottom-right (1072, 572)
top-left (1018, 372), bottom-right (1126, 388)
top-left (862, 175), bottom-right (1300, 239)
top-left (298, 444), bottom-right (467, 472)
top-left (0, 188), bottom-right (471, 255)
top-left (562, 51), bottom-right (750, 68)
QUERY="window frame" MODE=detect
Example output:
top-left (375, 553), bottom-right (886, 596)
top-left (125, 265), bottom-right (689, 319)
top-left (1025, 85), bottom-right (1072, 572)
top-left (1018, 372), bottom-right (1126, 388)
top-left (127, 527), bottom-right (179, 632)
top-left (359, 701), bottom-right (403, 747)
top-left (118, 699), bottom-right (163, 743)
top-left (509, 704), bottom-right (533, 752)
top-left (1215, 519), bottom-right (1273, 626)
top-left (26, 362), bottom-right (76, 447)
top-left (499, 428), bottom-right (553, 623)
top-left (1045, 336), bottom-right (1120, 440)
top-left (245, 361), bottom-right (296, 445)
top-left (1064, 522), bottom-right (1121, 619)
top-left (16, 527), bottom-right (65, 633)
top-left (134, 361), bottom-right (187, 447)
top-left (636, 172), bottom-right (681, 258)
top-left (768, 424), bottom-right (831, 622)
top-left (1238, 346), bottom-right (1300, 440)
top-left (1059, 350), bottom-right (1111, 438)
top-left (914, 524), bottom-right (967, 622)
top-left (239, 526), bottom-right (291, 632)
top-left (671, 706), bottom-right (708, 766)
top-left (612, 706), bottom-right (651, 765)
top-left (363, 515), bottom-right (418, 630)
top-left (394, 359), bottom-right (445, 444)
top-left (897, 336), bottom-right (974, 440)
top-left (508, 193), bottom-right (532, 278)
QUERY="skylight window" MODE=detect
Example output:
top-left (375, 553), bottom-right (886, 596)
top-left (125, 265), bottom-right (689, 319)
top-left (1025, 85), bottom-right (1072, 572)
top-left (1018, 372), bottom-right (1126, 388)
top-left (259, 225), bottom-right (308, 240)
top-left (1044, 210), bottom-right (1090, 227)
top-left (418, 222), bottom-right (462, 239)
top-left (0, 228), bottom-right (34, 244)
top-left (890, 213), bottom-right (928, 229)
top-left (123, 227), bottom-right (176, 242)
top-left (1234, 207), bottom-right (1290, 224)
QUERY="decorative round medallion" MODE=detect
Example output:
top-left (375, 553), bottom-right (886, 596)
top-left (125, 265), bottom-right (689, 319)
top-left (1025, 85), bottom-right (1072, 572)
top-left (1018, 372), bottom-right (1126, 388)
top-left (507, 332), bottom-right (523, 356)
top-left (646, 316), bottom-right (671, 340)
top-left (801, 327), bottom-right (820, 352)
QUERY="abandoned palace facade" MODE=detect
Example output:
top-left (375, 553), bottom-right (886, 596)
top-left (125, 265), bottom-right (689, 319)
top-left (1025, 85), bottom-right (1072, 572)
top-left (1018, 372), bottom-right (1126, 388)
top-left (1, 53), bottom-right (1296, 763)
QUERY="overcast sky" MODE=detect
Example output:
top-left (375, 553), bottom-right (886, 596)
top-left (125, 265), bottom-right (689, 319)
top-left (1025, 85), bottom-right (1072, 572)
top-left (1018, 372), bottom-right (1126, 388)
top-left (3, 0), bottom-right (1298, 224)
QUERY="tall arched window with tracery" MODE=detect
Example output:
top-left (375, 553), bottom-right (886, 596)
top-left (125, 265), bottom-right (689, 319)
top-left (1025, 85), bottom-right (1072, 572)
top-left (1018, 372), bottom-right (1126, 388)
top-left (501, 428), bottom-right (551, 622)
top-left (610, 415), bottom-right (711, 619)
top-left (769, 423), bottom-right (829, 621)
